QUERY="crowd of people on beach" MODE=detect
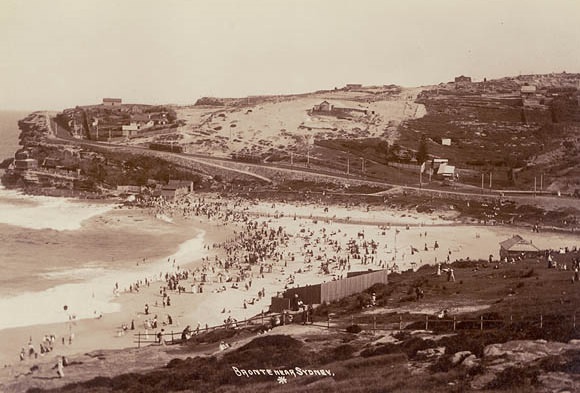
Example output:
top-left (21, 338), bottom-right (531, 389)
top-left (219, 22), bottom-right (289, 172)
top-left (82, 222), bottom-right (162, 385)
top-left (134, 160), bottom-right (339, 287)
top-left (16, 193), bottom-right (579, 373)
top-left (118, 195), bottom-right (461, 342)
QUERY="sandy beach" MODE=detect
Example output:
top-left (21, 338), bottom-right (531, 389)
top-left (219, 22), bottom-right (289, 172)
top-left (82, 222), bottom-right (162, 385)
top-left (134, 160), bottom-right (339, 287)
top-left (1, 193), bottom-right (579, 373)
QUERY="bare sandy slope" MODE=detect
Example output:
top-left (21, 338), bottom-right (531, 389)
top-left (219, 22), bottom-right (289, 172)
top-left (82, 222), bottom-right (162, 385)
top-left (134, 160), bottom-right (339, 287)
top-left (146, 87), bottom-right (428, 158)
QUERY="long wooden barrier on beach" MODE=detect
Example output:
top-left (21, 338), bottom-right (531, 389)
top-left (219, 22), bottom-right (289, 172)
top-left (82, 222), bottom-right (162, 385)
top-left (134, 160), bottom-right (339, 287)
top-left (279, 269), bottom-right (389, 309)
top-left (320, 269), bottom-right (389, 304)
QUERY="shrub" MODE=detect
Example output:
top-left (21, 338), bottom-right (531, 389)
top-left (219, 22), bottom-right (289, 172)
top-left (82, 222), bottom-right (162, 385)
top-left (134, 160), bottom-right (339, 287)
top-left (538, 350), bottom-right (580, 373)
top-left (521, 268), bottom-right (536, 278)
top-left (190, 327), bottom-right (237, 344)
top-left (342, 353), bottom-right (408, 369)
top-left (357, 293), bottom-right (372, 309)
top-left (486, 366), bottom-right (540, 389)
top-left (360, 337), bottom-right (436, 359)
top-left (346, 324), bottom-right (362, 334)
top-left (392, 331), bottom-right (411, 341)
top-left (318, 344), bottom-right (357, 364)
top-left (429, 355), bottom-right (454, 373)
top-left (222, 335), bottom-right (311, 370)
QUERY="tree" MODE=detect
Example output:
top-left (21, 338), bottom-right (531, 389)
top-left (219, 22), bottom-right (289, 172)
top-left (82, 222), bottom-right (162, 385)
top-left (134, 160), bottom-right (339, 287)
top-left (389, 143), bottom-right (401, 162)
top-left (378, 140), bottom-right (390, 164)
top-left (416, 134), bottom-right (429, 164)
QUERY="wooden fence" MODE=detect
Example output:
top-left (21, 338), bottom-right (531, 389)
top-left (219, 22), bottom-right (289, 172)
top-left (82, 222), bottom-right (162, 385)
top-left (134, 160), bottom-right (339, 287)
top-left (320, 270), bottom-right (389, 304)
top-left (134, 310), bottom-right (578, 348)
top-left (314, 312), bottom-right (579, 334)
top-left (134, 311), bottom-right (275, 348)
top-left (277, 269), bottom-right (389, 311)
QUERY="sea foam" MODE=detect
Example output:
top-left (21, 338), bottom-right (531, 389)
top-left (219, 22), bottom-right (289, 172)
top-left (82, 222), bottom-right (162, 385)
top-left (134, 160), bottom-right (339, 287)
top-left (0, 186), bottom-right (116, 230)
top-left (0, 230), bottom-right (208, 330)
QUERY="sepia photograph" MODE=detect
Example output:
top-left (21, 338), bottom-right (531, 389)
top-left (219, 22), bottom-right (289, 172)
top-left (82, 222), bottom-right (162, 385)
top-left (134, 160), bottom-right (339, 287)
top-left (0, 1), bottom-right (579, 391)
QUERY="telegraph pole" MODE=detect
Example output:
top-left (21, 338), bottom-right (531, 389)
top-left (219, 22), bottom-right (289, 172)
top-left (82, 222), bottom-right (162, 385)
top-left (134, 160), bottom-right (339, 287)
top-left (481, 173), bottom-right (484, 193)
top-left (534, 177), bottom-right (537, 197)
top-left (489, 172), bottom-right (493, 190)
top-left (394, 230), bottom-right (398, 261)
top-left (347, 158), bottom-right (350, 175)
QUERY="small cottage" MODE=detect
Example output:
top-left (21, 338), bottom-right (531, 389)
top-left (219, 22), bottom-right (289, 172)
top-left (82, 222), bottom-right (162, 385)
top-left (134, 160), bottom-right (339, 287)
top-left (455, 75), bottom-right (472, 83)
top-left (437, 163), bottom-right (455, 180)
top-left (499, 235), bottom-right (542, 259)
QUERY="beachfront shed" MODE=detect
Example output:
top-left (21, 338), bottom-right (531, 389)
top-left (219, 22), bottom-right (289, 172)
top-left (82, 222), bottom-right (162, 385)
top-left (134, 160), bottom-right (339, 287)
top-left (499, 235), bottom-right (542, 259)
top-left (158, 180), bottom-right (194, 200)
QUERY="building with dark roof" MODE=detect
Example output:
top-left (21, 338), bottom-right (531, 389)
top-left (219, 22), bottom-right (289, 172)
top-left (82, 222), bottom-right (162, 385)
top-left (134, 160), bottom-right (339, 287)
top-left (499, 235), bottom-right (542, 259)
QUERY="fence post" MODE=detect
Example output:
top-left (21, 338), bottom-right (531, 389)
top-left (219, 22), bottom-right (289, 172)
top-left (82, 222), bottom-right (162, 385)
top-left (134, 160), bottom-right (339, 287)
top-left (453, 316), bottom-right (456, 331)
top-left (574, 313), bottom-right (576, 330)
top-left (351, 315), bottom-right (354, 326)
top-left (480, 316), bottom-right (483, 331)
top-left (137, 332), bottom-right (140, 348)
top-left (171, 331), bottom-right (174, 344)
top-left (327, 315), bottom-right (330, 330)
top-left (425, 315), bottom-right (428, 330)
top-left (540, 315), bottom-right (543, 329)
top-left (373, 316), bottom-right (376, 334)
top-left (510, 314), bottom-right (513, 325)
top-left (261, 311), bottom-right (264, 326)
top-left (399, 315), bottom-right (403, 331)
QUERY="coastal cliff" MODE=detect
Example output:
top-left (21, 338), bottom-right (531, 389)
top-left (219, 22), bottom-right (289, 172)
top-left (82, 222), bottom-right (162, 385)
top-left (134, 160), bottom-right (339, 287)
top-left (0, 112), bottom-right (206, 197)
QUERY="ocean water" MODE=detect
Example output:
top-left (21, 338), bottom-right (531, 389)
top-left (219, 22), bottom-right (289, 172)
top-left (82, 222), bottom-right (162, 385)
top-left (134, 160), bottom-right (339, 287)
top-left (0, 230), bottom-right (206, 330)
top-left (0, 111), bottom-right (207, 330)
top-left (0, 110), bottom-right (28, 161)
top-left (0, 186), bottom-right (207, 329)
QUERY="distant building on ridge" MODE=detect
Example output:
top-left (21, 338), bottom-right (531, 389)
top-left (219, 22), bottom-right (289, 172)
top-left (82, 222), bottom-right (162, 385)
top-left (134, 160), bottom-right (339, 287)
top-left (102, 98), bottom-right (122, 107)
top-left (454, 75), bottom-right (472, 90)
top-left (311, 100), bottom-right (369, 116)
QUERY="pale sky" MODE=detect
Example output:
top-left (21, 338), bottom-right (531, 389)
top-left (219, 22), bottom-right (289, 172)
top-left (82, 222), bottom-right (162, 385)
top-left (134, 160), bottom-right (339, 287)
top-left (1, 0), bottom-right (579, 110)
